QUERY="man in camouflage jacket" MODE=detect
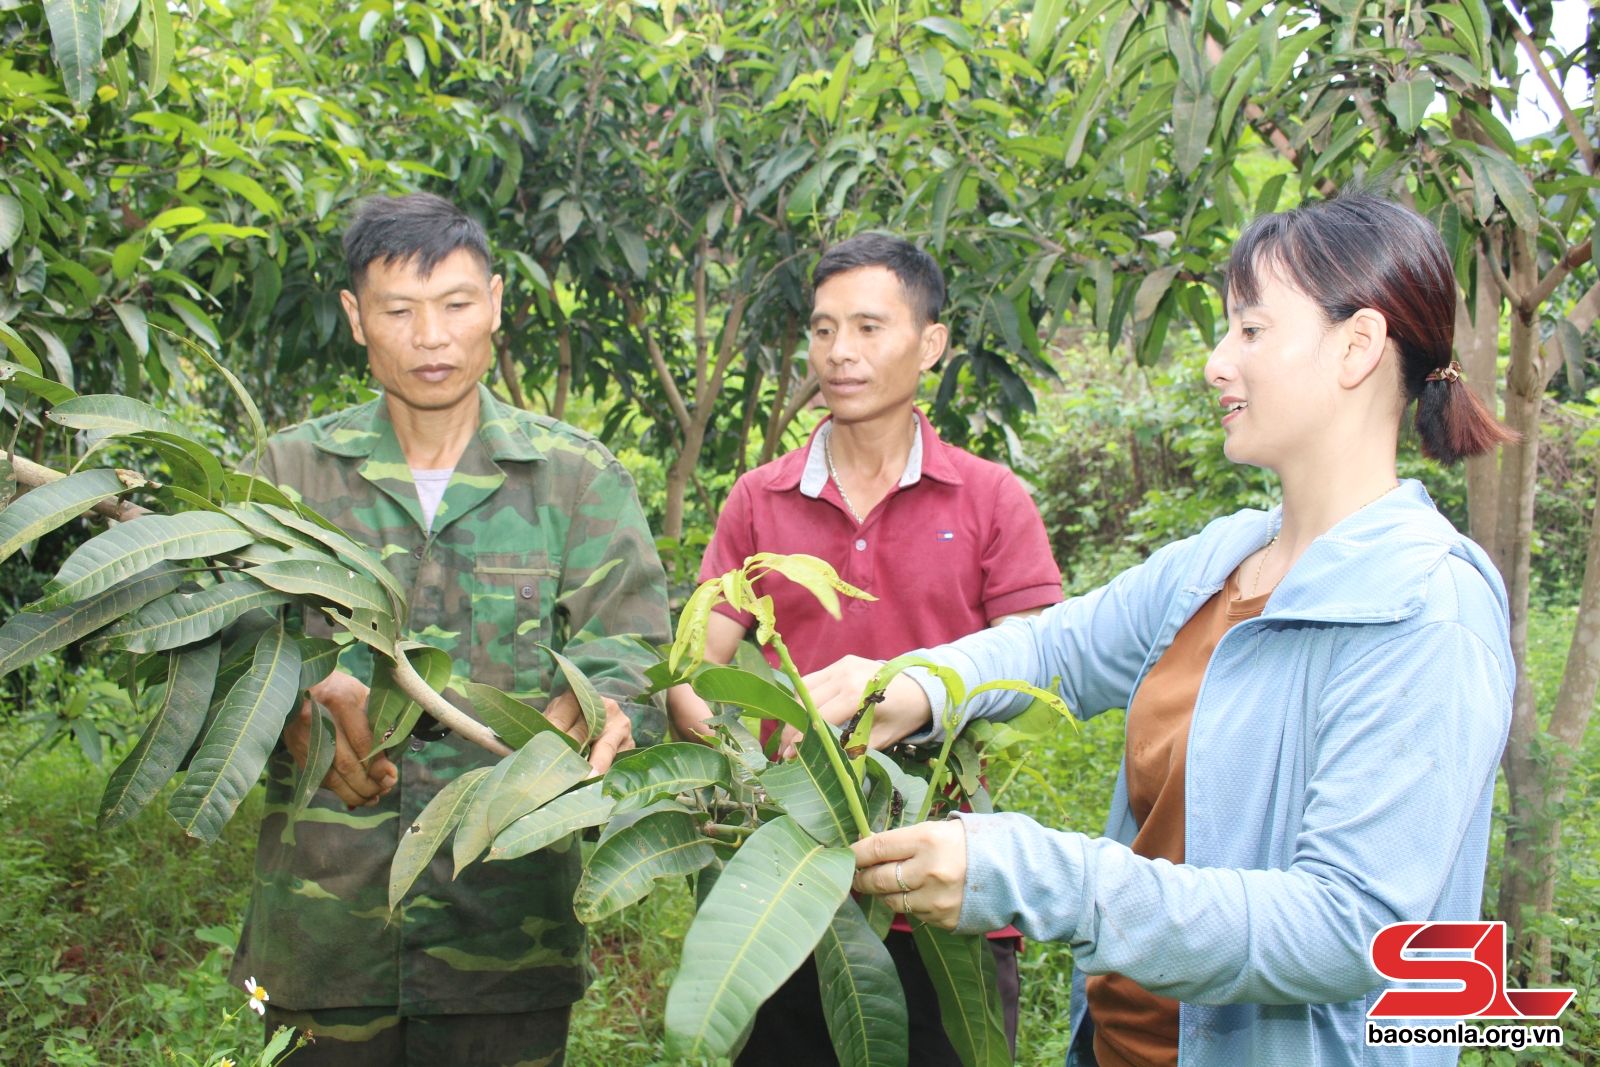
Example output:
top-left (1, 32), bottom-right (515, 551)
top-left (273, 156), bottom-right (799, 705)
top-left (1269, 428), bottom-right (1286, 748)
top-left (230, 194), bottom-right (670, 1065)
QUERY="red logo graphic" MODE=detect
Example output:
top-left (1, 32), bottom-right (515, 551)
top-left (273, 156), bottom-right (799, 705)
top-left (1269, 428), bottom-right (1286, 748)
top-left (1368, 921), bottom-right (1577, 1019)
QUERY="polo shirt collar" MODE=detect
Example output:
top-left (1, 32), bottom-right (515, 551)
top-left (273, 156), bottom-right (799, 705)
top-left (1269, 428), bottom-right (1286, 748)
top-left (792, 408), bottom-right (960, 498)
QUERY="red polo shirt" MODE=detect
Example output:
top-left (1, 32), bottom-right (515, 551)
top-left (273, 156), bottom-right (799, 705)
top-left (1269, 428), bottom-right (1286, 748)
top-left (703, 409), bottom-right (1063, 671)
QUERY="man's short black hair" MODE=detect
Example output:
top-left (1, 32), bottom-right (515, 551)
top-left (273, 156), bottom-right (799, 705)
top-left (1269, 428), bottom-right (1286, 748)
top-left (343, 193), bottom-right (492, 292)
top-left (812, 233), bottom-right (946, 325)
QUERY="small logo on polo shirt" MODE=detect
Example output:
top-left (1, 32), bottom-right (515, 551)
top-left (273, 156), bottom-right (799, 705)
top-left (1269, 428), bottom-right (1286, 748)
top-left (935, 530), bottom-right (955, 541)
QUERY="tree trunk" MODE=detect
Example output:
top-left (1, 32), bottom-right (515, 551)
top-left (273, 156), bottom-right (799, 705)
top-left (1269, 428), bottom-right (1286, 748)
top-left (553, 322), bottom-right (572, 422)
top-left (1457, 251), bottom-right (1501, 558)
top-left (495, 334), bottom-right (527, 410)
top-left (1492, 230), bottom-right (1550, 974)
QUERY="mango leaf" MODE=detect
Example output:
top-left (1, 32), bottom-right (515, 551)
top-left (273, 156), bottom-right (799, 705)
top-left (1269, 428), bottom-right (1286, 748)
top-left (167, 624), bottom-right (302, 842)
top-left (463, 681), bottom-right (576, 752)
top-left (388, 766), bottom-right (492, 911)
top-left (133, 0), bottom-right (173, 100)
top-left (817, 897), bottom-right (909, 1067)
top-left (1477, 148), bottom-right (1540, 231)
top-left (368, 642), bottom-right (453, 757)
top-left (489, 781), bottom-right (614, 862)
top-left (668, 578), bottom-right (723, 674)
top-left (257, 504), bottom-right (407, 613)
top-left (147, 206), bottom-right (205, 231)
top-left (0, 563), bottom-right (184, 678)
top-left (245, 558), bottom-right (390, 614)
top-left (46, 394), bottom-right (196, 440)
top-left (869, 654), bottom-right (967, 732)
top-left (453, 732), bottom-right (593, 875)
top-left (0, 360), bottom-right (76, 405)
top-left (746, 553), bottom-right (875, 620)
top-left (33, 512), bottom-right (251, 611)
top-left (297, 636), bottom-right (339, 691)
top-left (97, 576), bottom-right (288, 653)
top-left (124, 430), bottom-right (225, 500)
top-left (0, 468), bottom-right (131, 565)
top-left (907, 46), bottom-right (947, 107)
top-left (759, 725), bottom-right (863, 848)
top-left (541, 644), bottom-right (606, 744)
top-left (285, 698), bottom-right (335, 822)
top-left (44, 0), bottom-right (103, 109)
top-left (572, 808), bottom-right (716, 923)
top-left (914, 922), bottom-right (1009, 1067)
top-left (602, 742), bottom-right (730, 813)
top-left (0, 195), bottom-right (22, 254)
top-left (691, 665), bottom-right (808, 732)
top-left (1384, 73), bottom-right (1436, 134)
top-left (98, 638), bottom-right (221, 829)
top-left (665, 816), bottom-right (856, 1059)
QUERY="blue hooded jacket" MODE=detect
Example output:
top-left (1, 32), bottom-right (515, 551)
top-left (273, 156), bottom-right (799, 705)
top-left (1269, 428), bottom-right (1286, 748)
top-left (911, 481), bottom-right (1513, 1066)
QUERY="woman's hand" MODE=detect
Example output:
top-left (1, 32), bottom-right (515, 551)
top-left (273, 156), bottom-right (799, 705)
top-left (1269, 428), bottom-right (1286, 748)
top-left (777, 655), bottom-right (935, 758)
top-left (850, 820), bottom-right (968, 931)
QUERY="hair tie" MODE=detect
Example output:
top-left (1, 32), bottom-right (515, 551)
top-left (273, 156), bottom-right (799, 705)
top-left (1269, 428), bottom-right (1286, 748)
top-left (1424, 361), bottom-right (1464, 385)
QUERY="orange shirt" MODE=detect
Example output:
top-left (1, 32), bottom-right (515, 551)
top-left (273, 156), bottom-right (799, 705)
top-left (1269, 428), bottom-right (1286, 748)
top-left (1089, 567), bottom-right (1269, 1067)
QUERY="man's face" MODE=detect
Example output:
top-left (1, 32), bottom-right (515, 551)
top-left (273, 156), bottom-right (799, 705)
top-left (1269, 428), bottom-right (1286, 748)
top-left (340, 248), bottom-right (503, 418)
top-left (808, 265), bottom-right (947, 427)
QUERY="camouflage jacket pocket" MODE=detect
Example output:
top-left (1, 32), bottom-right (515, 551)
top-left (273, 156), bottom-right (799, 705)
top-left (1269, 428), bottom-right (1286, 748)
top-left (471, 552), bottom-right (558, 695)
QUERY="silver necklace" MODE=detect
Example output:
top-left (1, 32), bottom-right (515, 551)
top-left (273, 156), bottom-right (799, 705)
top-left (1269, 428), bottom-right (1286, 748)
top-left (1250, 481), bottom-right (1401, 598)
top-left (824, 415), bottom-right (918, 524)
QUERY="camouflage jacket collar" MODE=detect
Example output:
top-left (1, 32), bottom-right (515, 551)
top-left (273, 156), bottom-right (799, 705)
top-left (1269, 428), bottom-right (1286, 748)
top-left (307, 385), bottom-right (540, 534)
top-left (307, 385), bottom-right (543, 464)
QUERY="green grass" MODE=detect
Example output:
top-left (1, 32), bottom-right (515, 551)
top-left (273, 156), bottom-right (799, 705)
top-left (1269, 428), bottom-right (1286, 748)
top-left (2, 607), bottom-right (1595, 1065)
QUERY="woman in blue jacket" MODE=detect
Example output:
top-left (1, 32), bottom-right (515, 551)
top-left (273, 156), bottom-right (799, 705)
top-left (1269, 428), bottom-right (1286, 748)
top-left (812, 195), bottom-right (1517, 1066)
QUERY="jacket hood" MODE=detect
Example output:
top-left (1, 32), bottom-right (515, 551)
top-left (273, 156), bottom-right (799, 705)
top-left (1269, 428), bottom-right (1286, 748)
top-left (1192, 480), bottom-right (1508, 625)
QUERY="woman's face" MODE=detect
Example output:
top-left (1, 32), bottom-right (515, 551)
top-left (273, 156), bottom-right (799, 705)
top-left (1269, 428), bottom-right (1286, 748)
top-left (1203, 264), bottom-right (1342, 473)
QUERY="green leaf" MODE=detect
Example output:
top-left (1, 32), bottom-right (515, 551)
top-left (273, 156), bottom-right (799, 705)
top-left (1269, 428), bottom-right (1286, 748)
top-left (97, 576), bottom-right (289, 654)
top-left (1384, 73), bottom-right (1436, 134)
top-left (298, 636), bottom-right (340, 691)
top-left (573, 809), bottom-right (717, 923)
top-left (907, 47), bottom-right (947, 108)
top-left (0, 468), bottom-right (131, 566)
top-left (1133, 265), bottom-right (1180, 322)
top-left (111, 303), bottom-right (150, 356)
top-left (163, 294), bottom-right (220, 348)
top-left (541, 644), bottom-right (606, 746)
top-left (615, 229), bottom-right (649, 280)
top-left (135, 0), bottom-right (174, 98)
top-left (111, 239), bottom-right (145, 280)
top-left (1027, 0), bottom-right (1065, 65)
top-left (915, 16), bottom-right (973, 51)
top-left (557, 199), bottom-right (583, 244)
top-left (463, 681), bottom-right (577, 752)
top-left (0, 563), bottom-right (184, 678)
top-left (0, 323), bottom-right (43, 373)
top-left (256, 503), bottom-right (406, 612)
top-left (388, 766), bottom-right (492, 911)
top-left (602, 743), bottom-right (729, 813)
top-left (147, 206), bottom-right (206, 231)
top-left (453, 732), bottom-right (593, 875)
top-left (1171, 79), bottom-right (1217, 174)
top-left (35, 512), bottom-right (251, 611)
top-left (368, 642), bottom-right (452, 757)
top-left (665, 816), bottom-right (856, 1059)
top-left (46, 394), bottom-right (196, 440)
top-left (98, 638), bottom-right (221, 829)
top-left (913, 922), bottom-right (1010, 1067)
top-left (1477, 148), bottom-right (1540, 231)
top-left (489, 781), bottom-right (614, 862)
top-left (245, 558), bottom-right (390, 614)
top-left (167, 624), bottom-right (302, 842)
top-left (691, 665), bottom-right (808, 732)
top-left (0, 361), bottom-right (76, 405)
top-left (202, 168), bottom-right (283, 217)
top-left (44, 0), bottom-right (104, 109)
top-left (817, 898), bottom-right (908, 1067)
top-left (0, 195), bottom-right (21, 254)
top-left (668, 578), bottom-right (722, 675)
top-left (759, 725), bottom-right (863, 848)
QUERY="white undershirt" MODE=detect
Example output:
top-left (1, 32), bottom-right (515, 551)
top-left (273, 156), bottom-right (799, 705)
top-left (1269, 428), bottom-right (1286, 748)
top-left (411, 467), bottom-right (454, 530)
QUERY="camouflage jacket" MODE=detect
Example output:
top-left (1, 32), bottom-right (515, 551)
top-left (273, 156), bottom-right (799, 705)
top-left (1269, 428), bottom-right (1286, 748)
top-left (230, 385), bottom-right (670, 1016)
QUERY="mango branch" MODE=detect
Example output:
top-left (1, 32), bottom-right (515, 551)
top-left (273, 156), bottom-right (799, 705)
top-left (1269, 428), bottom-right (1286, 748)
top-left (768, 631), bottom-right (873, 840)
top-left (389, 649), bottom-right (511, 758)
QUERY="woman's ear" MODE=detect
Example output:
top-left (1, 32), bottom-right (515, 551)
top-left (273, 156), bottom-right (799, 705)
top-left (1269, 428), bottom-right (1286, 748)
top-left (1337, 308), bottom-right (1390, 390)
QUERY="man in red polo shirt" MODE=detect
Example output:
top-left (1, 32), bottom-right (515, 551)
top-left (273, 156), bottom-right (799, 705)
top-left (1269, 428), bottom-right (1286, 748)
top-left (668, 233), bottom-right (1063, 1066)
